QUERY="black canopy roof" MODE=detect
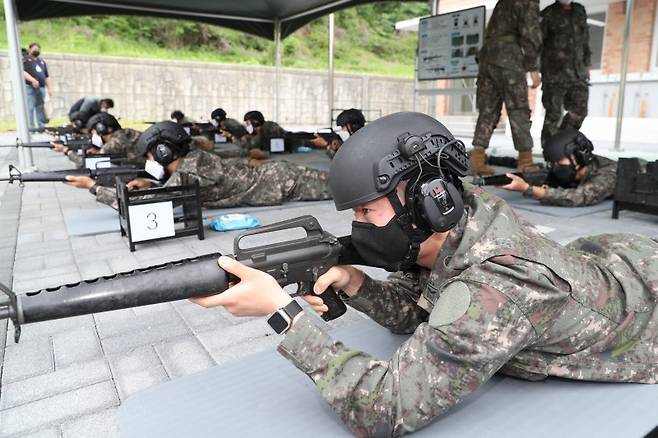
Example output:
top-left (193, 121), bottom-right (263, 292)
top-left (16, 0), bottom-right (397, 40)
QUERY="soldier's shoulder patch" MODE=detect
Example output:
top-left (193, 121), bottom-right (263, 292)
top-left (428, 281), bottom-right (472, 328)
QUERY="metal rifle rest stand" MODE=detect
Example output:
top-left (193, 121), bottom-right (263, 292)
top-left (612, 158), bottom-right (658, 219)
top-left (116, 173), bottom-right (204, 252)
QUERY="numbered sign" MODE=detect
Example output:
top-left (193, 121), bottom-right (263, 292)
top-left (128, 201), bottom-right (175, 242)
top-left (270, 138), bottom-right (285, 153)
top-left (85, 157), bottom-right (112, 169)
top-left (214, 134), bottom-right (227, 143)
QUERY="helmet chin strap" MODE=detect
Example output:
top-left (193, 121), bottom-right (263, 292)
top-left (386, 192), bottom-right (431, 270)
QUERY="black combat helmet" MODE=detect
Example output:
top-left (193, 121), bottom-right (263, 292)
top-left (86, 112), bottom-right (121, 134)
top-left (329, 112), bottom-right (469, 211)
top-left (543, 129), bottom-right (594, 166)
top-left (336, 108), bottom-right (366, 133)
top-left (211, 108), bottom-right (227, 121)
top-left (136, 121), bottom-right (191, 158)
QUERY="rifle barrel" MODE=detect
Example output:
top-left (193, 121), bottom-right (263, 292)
top-left (12, 254), bottom-right (227, 325)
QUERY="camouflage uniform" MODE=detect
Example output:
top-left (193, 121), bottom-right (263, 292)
top-left (473, 0), bottom-right (542, 152)
top-left (278, 185), bottom-right (658, 436)
top-left (67, 128), bottom-right (144, 168)
top-left (95, 149), bottom-right (331, 209)
top-left (540, 2), bottom-right (591, 146)
top-left (542, 155), bottom-right (616, 206)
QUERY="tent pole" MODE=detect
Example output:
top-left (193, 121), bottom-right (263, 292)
top-left (613, 0), bottom-right (634, 152)
top-left (328, 13), bottom-right (335, 125)
top-left (3, 0), bottom-right (31, 169)
top-left (274, 19), bottom-right (282, 123)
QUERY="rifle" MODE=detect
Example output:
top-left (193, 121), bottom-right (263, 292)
top-left (29, 125), bottom-right (80, 135)
top-left (473, 169), bottom-right (550, 187)
top-left (0, 164), bottom-right (148, 187)
top-left (486, 155), bottom-right (518, 168)
top-left (0, 138), bottom-right (92, 150)
top-left (285, 129), bottom-right (338, 144)
top-left (0, 216), bottom-right (349, 343)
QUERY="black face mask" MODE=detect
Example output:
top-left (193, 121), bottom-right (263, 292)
top-left (551, 164), bottom-right (577, 188)
top-left (351, 214), bottom-right (430, 272)
top-left (31, 50), bottom-right (40, 57)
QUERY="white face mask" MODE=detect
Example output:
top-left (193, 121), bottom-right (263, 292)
top-left (338, 130), bottom-right (350, 142)
top-left (211, 119), bottom-right (219, 127)
top-left (245, 124), bottom-right (254, 134)
top-left (145, 159), bottom-right (166, 180)
top-left (91, 134), bottom-right (104, 148)
top-left (558, 0), bottom-right (572, 4)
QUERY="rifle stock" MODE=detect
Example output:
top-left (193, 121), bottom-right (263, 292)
top-left (0, 216), bottom-right (350, 342)
top-left (474, 169), bottom-right (549, 187)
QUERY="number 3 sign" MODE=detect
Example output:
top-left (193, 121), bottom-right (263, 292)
top-left (128, 201), bottom-right (176, 242)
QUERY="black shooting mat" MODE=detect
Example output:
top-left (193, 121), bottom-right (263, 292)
top-left (486, 186), bottom-right (615, 218)
top-left (118, 317), bottom-right (658, 438)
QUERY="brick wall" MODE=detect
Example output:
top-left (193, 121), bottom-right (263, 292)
top-left (602, 0), bottom-right (657, 74)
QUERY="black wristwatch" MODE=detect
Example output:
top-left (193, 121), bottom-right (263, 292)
top-left (88, 184), bottom-right (98, 195)
top-left (267, 300), bottom-right (303, 334)
top-left (523, 185), bottom-right (534, 198)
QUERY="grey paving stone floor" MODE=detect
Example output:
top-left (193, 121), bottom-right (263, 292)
top-left (0, 134), bottom-right (657, 437)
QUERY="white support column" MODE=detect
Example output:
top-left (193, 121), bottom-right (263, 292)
top-left (274, 19), bottom-right (282, 123)
top-left (328, 13), bottom-right (335, 125)
top-left (613, 0), bottom-right (634, 152)
top-left (4, 0), bottom-right (31, 168)
top-left (431, 0), bottom-right (439, 15)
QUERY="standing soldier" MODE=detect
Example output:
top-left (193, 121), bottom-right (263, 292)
top-left (471, 0), bottom-right (543, 175)
top-left (540, 0), bottom-right (591, 147)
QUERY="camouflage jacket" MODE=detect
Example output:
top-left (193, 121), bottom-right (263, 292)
top-left (68, 128), bottom-right (144, 168)
top-left (540, 2), bottom-right (592, 83)
top-left (95, 149), bottom-right (331, 209)
top-left (480, 0), bottom-right (542, 72)
top-left (278, 185), bottom-right (658, 437)
top-left (542, 155), bottom-right (616, 206)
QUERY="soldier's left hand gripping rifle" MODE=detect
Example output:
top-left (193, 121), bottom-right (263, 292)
top-left (0, 164), bottom-right (149, 188)
top-left (0, 216), bottom-right (365, 342)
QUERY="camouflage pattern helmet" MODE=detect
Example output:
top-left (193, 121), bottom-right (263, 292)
top-left (136, 121), bottom-right (191, 158)
top-left (543, 129), bottom-right (594, 166)
top-left (329, 112), bottom-right (469, 211)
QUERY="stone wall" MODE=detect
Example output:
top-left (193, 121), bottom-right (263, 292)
top-left (0, 51), bottom-right (423, 126)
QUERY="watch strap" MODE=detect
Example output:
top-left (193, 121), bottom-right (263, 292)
top-left (267, 300), bottom-right (303, 334)
top-left (522, 185), bottom-right (534, 198)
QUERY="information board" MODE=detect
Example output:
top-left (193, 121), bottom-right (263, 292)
top-left (417, 6), bottom-right (485, 81)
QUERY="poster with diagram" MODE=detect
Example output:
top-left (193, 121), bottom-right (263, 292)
top-left (417, 6), bottom-right (485, 80)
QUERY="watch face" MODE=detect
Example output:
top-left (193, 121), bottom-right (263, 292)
top-left (267, 312), bottom-right (290, 334)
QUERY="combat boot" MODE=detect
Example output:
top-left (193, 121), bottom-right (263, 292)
top-left (469, 146), bottom-right (495, 176)
top-left (517, 150), bottom-right (540, 172)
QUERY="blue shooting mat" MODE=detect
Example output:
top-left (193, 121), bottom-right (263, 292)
top-left (118, 317), bottom-right (658, 438)
top-left (486, 187), bottom-right (614, 218)
top-left (63, 200), bottom-right (336, 237)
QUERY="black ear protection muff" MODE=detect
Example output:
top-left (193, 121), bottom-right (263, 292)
top-left (568, 132), bottom-right (594, 167)
top-left (153, 142), bottom-right (175, 166)
top-left (145, 123), bottom-right (190, 167)
top-left (396, 132), bottom-right (466, 233)
top-left (94, 122), bottom-right (107, 136)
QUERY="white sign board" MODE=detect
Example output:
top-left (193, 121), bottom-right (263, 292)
top-left (417, 6), bottom-right (485, 81)
top-left (128, 201), bottom-right (175, 243)
top-left (85, 157), bottom-right (113, 169)
top-left (269, 138), bottom-right (285, 153)
top-left (214, 134), bottom-right (227, 143)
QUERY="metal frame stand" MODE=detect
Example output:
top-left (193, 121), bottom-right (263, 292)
top-left (3, 0), bottom-right (32, 169)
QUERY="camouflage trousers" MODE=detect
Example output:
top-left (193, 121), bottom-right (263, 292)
top-left (473, 64), bottom-right (533, 152)
top-left (541, 81), bottom-right (589, 147)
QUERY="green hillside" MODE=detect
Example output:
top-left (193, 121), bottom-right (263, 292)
top-left (0, 3), bottom-right (428, 77)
